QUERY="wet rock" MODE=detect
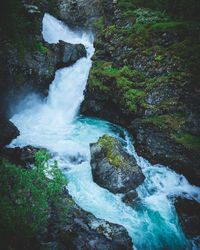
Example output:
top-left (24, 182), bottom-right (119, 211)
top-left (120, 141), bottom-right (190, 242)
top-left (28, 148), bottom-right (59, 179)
top-left (129, 120), bottom-right (200, 186)
top-left (41, 187), bottom-right (133, 249)
top-left (122, 190), bottom-right (138, 204)
top-left (57, 0), bottom-right (102, 29)
top-left (57, 0), bottom-right (118, 31)
top-left (0, 115), bottom-right (19, 149)
top-left (0, 145), bottom-right (40, 167)
top-left (174, 197), bottom-right (200, 239)
top-left (90, 135), bottom-right (145, 194)
top-left (48, 40), bottom-right (86, 69)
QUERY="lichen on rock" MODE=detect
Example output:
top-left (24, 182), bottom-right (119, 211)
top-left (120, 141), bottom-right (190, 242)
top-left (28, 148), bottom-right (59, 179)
top-left (90, 134), bottom-right (145, 194)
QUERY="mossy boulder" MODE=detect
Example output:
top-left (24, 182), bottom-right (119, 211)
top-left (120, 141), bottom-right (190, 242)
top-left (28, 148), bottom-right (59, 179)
top-left (90, 135), bottom-right (145, 194)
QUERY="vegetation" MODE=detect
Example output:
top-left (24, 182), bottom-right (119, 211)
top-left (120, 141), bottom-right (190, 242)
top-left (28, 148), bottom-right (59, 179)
top-left (98, 135), bottom-right (139, 170)
top-left (117, 0), bottom-right (200, 21)
top-left (132, 8), bottom-right (169, 24)
top-left (175, 133), bottom-right (200, 151)
top-left (142, 114), bottom-right (187, 130)
top-left (0, 149), bottom-right (68, 249)
top-left (93, 17), bottom-right (104, 32)
top-left (34, 42), bottom-right (49, 54)
top-left (98, 135), bottom-right (125, 168)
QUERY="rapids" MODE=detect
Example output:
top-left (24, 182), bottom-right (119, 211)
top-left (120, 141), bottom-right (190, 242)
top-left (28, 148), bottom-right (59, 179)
top-left (9, 13), bottom-right (200, 249)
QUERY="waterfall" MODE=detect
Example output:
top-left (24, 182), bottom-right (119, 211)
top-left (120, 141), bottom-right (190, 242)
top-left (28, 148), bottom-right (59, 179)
top-left (9, 13), bottom-right (200, 249)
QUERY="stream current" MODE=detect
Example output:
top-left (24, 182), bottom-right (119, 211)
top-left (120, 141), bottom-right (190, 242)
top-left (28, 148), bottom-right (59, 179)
top-left (9, 14), bottom-right (200, 249)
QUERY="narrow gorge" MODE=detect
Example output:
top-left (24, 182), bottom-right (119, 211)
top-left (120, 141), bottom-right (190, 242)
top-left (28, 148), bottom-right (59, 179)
top-left (0, 0), bottom-right (200, 249)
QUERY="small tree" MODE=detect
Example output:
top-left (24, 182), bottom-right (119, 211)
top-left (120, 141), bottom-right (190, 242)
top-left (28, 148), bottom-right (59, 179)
top-left (0, 149), bottom-right (68, 249)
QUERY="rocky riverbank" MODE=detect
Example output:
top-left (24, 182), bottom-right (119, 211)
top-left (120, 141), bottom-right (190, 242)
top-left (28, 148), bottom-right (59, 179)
top-left (1, 0), bottom-right (200, 248)
top-left (0, 1), bottom-right (134, 248)
top-left (80, 0), bottom-right (200, 187)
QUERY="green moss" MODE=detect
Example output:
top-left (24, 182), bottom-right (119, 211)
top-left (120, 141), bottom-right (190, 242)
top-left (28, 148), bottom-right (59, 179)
top-left (174, 133), bottom-right (200, 151)
top-left (48, 65), bottom-right (54, 74)
top-left (34, 43), bottom-right (49, 54)
top-left (125, 89), bottom-right (146, 102)
top-left (98, 135), bottom-right (140, 170)
top-left (125, 23), bottom-right (153, 48)
top-left (155, 55), bottom-right (163, 61)
top-left (93, 17), bottom-right (104, 31)
top-left (116, 77), bottom-right (133, 89)
top-left (142, 114), bottom-right (187, 130)
top-left (154, 98), bottom-right (178, 112)
top-left (117, 0), bottom-right (136, 10)
top-left (94, 39), bottom-right (105, 49)
top-left (98, 135), bottom-right (124, 168)
top-left (126, 102), bottom-right (137, 112)
top-left (150, 21), bottom-right (185, 31)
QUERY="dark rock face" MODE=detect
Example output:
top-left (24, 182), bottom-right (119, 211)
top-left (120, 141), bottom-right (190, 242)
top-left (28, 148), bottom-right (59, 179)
top-left (56, 0), bottom-right (118, 32)
top-left (48, 40), bottom-right (86, 69)
top-left (129, 120), bottom-right (200, 186)
top-left (0, 116), bottom-right (19, 149)
top-left (45, 187), bottom-right (133, 250)
top-left (174, 197), bottom-right (200, 239)
top-left (80, 5), bottom-right (200, 186)
top-left (90, 135), bottom-right (145, 194)
top-left (57, 0), bottom-right (102, 29)
top-left (0, 39), bottom-right (86, 116)
top-left (0, 0), bottom-right (87, 117)
top-left (0, 145), bottom-right (40, 167)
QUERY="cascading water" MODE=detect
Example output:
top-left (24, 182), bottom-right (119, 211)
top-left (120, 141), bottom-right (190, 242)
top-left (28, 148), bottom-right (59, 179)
top-left (9, 13), bottom-right (200, 249)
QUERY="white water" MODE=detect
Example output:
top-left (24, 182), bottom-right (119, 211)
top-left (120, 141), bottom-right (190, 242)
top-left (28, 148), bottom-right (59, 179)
top-left (9, 13), bottom-right (200, 249)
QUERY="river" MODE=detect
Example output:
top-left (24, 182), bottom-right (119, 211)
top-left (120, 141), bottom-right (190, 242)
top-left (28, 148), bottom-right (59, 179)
top-left (9, 13), bottom-right (200, 249)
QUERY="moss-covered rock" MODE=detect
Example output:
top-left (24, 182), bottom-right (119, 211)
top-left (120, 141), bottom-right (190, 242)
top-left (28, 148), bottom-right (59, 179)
top-left (90, 135), bottom-right (145, 194)
top-left (81, 2), bottom-right (200, 186)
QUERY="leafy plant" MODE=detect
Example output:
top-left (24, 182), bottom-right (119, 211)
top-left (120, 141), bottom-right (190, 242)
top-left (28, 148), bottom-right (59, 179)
top-left (0, 149), bottom-right (68, 249)
top-left (155, 55), bottom-right (163, 61)
top-left (133, 8), bottom-right (169, 24)
top-left (34, 42), bottom-right (49, 54)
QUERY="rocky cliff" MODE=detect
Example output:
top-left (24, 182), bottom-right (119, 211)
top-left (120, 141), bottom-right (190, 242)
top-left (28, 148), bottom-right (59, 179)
top-left (80, 0), bottom-right (200, 186)
top-left (0, 0), bottom-right (86, 117)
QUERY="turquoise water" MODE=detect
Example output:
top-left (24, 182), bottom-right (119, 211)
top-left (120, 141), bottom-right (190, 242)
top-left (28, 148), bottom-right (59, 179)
top-left (9, 14), bottom-right (200, 249)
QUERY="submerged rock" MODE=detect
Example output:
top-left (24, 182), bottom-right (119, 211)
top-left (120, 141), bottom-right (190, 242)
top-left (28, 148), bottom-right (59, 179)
top-left (0, 115), bottom-right (19, 149)
top-left (122, 190), bottom-right (139, 205)
top-left (90, 135), bottom-right (145, 194)
top-left (174, 197), bottom-right (200, 240)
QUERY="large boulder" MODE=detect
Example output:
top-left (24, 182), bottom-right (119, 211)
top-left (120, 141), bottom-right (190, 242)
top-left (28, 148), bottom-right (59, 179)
top-left (90, 135), bottom-right (145, 194)
top-left (174, 197), bottom-right (200, 240)
top-left (0, 115), bottom-right (19, 149)
top-left (48, 40), bottom-right (86, 69)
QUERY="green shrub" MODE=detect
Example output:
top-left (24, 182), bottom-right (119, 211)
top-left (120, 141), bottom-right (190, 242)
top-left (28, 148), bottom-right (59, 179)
top-left (0, 149), bottom-right (68, 248)
top-left (34, 42), bottom-right (49, 54)
top-left (133, 8), bottom-right (169, 24)
top-left (155, 55), bottom-right (163, 61)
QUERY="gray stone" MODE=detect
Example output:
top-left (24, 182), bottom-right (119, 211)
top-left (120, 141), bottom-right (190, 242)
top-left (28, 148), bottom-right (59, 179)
top-left (90, 135), bottom-right (145, 194)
